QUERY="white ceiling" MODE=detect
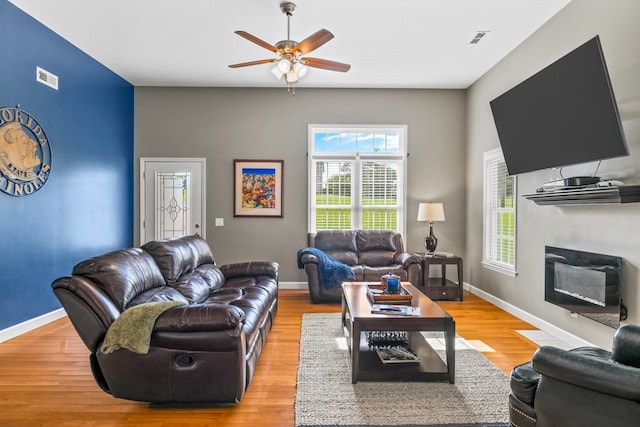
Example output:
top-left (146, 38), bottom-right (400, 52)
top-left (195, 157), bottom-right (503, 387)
top-left (9, 0), bottom-right (571, 89)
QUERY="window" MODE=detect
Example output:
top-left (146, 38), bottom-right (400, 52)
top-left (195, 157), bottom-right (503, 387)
top-left (308, 125), bottom-right (406, 234)
top-left (483, 148), bottom-right (517, 276)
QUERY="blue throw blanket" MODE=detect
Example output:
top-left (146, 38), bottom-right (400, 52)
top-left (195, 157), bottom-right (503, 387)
top-left (297, 247), bottom-right (356, 289)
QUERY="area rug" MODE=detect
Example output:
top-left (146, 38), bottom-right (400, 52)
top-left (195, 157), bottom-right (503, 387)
top-left (295, 313), bottom-right (510, 427)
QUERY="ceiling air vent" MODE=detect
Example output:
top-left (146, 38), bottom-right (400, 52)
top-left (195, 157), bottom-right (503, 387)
top-left (36, 66), bottom-right (59, 90)
top-left (470, 31), bottom-right (489, 44)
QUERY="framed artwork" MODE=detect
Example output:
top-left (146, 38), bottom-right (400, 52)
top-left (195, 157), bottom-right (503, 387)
top-left (234, 159), bottom-right (284, 218)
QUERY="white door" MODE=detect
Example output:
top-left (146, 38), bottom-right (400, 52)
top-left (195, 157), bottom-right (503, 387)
top-left (140, 158), bottom-right (206, 244)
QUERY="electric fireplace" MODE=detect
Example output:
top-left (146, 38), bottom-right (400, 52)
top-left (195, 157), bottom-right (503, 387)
top-left (544, 246), bottom-right (626, 328)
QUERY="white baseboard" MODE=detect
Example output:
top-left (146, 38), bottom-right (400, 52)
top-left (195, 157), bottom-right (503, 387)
top-left (464, 282), bottom-right (593, 348)
top-left (0, 308), bottom-right (66, 344)
top-left (279, 281), bottom-right (308, 290)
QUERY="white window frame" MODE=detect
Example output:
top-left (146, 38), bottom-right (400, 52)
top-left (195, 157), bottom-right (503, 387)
top-left (482, 148), bottom-right (517, 277)
top-left (308, 125), bottom-right (407, 236)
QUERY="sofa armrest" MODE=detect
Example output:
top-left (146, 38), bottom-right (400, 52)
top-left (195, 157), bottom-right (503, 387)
top-left (532, 345), bottom-right (640, 401)
top-left (611, 324), bottom-right (640, 368)
top-left (220, 261), bottom-right (279, 280)
top-left (394, 252), bottom-right (423, 268)
top-left (153, 304), bottom-right (246, 332)
top-left (299, 253), bottom-right (319, 265)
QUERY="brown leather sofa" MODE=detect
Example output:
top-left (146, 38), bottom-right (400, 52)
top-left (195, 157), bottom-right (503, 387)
top-left (509, 324), bottom-right (640, 427)
top-left (299, 230), bottom-right (422, 303)
top-left (52, 235), bottom-right (278, 404)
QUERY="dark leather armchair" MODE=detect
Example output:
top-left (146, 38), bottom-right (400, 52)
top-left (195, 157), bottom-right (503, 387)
top-left (299, 230), bottom-right (422, 303)
top-left (509, 324), bottom-right (640, 427)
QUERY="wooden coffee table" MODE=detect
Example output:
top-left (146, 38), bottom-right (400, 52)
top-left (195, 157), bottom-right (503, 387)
top-left (341, 282), bottom-right (455, 384)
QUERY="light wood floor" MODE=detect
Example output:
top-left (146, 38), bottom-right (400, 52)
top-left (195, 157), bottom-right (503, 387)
top-left (0, 289), bottom-right (539, 426)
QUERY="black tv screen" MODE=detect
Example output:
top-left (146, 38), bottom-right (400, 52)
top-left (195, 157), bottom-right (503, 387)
top-left (490, 36), bottom-right (628, 176)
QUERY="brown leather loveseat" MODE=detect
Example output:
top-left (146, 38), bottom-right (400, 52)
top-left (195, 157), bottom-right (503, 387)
top-left (299, 229), bottom-right (422, 303)
top-left (52, 235), bottom-right (278, 404)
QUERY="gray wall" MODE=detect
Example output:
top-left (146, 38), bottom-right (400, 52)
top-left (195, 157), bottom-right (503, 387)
top-left (135, 88), bottom-right (467, 284)
top-left (466, 0), bottom-right (640, 348)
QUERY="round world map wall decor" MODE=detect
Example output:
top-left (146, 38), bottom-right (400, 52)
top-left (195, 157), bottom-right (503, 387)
top-left (0, 106), bottom-right (52, 196)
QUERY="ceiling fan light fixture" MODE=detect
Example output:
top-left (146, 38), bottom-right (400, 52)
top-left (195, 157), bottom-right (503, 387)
top-left (293, 61), bottom-right (308, 78)
top-left (229, 1), bottom-right (350, 93)
top-left (285, 69), bottom-right (299, 84)
top-left (277, 58), bottom-right (291, 73)
top-left (271, 65), bottom-right (284, 79)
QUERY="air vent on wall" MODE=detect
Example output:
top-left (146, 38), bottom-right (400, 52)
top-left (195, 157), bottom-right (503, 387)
top-left (36, 66), bottom-right (58, 90)
top-left (470, 31), bottom-right (489, 44)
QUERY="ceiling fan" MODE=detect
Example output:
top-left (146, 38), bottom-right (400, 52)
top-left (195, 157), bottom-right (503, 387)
top-left (229, 1), bottom-right (351, 87)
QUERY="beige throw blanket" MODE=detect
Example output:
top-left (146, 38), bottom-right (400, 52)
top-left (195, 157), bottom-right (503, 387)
top-left (101, 300), bottom-right (186, 354)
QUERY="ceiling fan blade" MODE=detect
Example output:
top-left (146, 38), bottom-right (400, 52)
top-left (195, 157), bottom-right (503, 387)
top-left (293, 29), bottom-right (334, 55)
top-left (234, 30), bottom-right (279, 52)
top-left (303, 57), bottom-right (351, 72)
top-left (229, 59), bottom-right (277, 68)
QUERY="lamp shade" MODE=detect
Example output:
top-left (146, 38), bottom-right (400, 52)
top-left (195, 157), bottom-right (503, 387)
top-left (417, 202), bottom-right (445, 222)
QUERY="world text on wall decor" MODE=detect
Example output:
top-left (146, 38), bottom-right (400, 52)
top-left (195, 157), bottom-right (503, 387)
top-left (0, 106), bottom-right (52, 196)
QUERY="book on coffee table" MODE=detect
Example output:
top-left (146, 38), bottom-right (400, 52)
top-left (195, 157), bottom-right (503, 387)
top-left (376, 347), bottom-right (420, 364)
top-left (371, 304), bottom-right (420, 316)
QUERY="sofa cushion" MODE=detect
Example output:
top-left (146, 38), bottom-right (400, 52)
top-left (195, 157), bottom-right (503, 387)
top-left (142, 239), bottom-right (195, 285)
top-left (72, 248), bottom-right (166, 311)
top-left (127, 286), bottom-right (189, 307)
top-left (359, 250), bottom-right (395, 266)
top-left (351, 265), bottom-right (365, 281)
top-left (356, 230), bottom-right (397, 252)
top-left (224, 276), bottom-right (277, 340)
top-left (195, 264), bottom-right (226, 291)
top-left (169, 265), bottom-right (225, 303)
top-left (205, 288), bottom-right (245, 304)
top-left (142, 235), bottom-right (216, 286)
top-left (173, 272), bottom-right (211, 304)
top-left (314, 230), bottom-right (358, 266)
top-left (181, 235), bottom-right (216, 265)
top-left (154, 303), bottom-right (246, 332)
top-left (357, 230), bottom-right (397, 266)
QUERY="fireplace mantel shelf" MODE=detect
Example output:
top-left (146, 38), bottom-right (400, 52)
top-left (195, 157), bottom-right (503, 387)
top-left (523, 185), bottom-right (640, 206)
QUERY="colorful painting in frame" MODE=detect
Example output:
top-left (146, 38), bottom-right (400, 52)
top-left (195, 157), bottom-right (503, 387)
top-left (234, 159), bottom-right (284, 217)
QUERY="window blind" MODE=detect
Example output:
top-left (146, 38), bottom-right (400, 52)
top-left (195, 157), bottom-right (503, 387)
top-left (483, 149), bottom-right (517, 275)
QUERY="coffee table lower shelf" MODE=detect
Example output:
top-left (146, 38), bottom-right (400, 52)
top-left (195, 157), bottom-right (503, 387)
top-left (341, 282), bottom-right (456, 384)
top-left (343, 328), bottom-right (451, 382)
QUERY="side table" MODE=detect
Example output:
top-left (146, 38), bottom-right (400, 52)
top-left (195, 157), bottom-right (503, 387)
top-left (419, 254), bottom-right (463, 301)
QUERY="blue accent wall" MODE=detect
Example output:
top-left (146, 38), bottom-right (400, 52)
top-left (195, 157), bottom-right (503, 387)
top-left (0, 1), bottom-right (134, 329)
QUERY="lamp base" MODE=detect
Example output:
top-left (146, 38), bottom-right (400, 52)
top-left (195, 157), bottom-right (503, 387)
top-left (425, 223), bottom-right (438, 253)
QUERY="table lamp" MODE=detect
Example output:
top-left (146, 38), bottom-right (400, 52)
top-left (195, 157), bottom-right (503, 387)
top-left (417, 202), bottom-right (445, 253)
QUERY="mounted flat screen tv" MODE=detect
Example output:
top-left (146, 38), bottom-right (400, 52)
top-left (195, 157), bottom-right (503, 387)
top-left (490, 36), bottom-right (628, 176)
